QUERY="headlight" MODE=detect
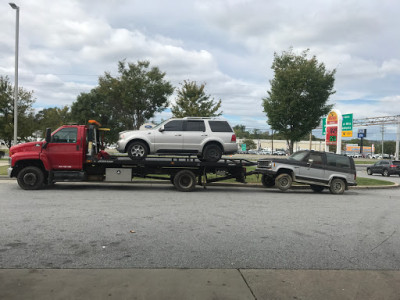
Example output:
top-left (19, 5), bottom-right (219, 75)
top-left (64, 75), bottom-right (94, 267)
top-left (119, 134), bottom-right (125, 139)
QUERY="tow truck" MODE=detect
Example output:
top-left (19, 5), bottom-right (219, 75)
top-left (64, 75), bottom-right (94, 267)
top-left (8, 121), bottom-right (256, 191)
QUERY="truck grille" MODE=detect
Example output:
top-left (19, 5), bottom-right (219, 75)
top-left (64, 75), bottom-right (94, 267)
top-left (257, 160), bottom-right (271, 168)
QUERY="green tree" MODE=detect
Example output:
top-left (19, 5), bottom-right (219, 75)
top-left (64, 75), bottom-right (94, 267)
top-left (35, 106), bottom-right (71, 132)
top-left (0, 75), bottom-right (36, 147)
top-left (233, 124), bottom-right (249, 139)
top-left (71, 60), bottom-right (174, 142)
top-left (263, 48), bottom-right (335, 154)
top-left (171, 80), bottom-right (222, 118)
top-left (242, 138), bottom-right (256, 150)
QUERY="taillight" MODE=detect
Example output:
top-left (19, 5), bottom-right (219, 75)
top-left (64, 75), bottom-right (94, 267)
top-left (231, 134), bottom-right (236, 142)
top-left (390, 165), bottom-right (396, 168)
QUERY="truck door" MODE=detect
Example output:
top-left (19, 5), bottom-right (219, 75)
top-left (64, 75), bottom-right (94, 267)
top-left (45, 127), bottom-right (83, 170)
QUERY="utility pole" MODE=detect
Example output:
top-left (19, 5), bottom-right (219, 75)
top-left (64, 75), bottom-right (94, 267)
top-left (9, 3), bottom-right (20, 146)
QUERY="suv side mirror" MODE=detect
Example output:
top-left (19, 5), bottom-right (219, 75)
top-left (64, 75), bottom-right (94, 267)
top-left (308, 159), bottom-right (314, 164)
top-left (159, 125), bottom-right (165, 132)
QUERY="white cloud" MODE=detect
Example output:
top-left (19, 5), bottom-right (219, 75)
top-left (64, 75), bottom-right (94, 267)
top-left (1, 0), bottom-right (399, 139)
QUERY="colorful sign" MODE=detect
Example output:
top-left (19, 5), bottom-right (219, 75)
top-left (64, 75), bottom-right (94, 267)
top-left (327, 111), bottom-right (338, 124)
top-left (241, 144), bottom-right (246, 151)
top-left (322, 113), bottom-right (353, 137)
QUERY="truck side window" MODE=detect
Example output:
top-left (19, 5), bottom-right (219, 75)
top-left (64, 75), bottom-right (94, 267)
top-left (52, 128), bottom-right (78, 143)
top-left (309, 153), bottom-right (323, 165)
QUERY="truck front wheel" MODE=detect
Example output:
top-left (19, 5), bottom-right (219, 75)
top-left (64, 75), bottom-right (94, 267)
top-left (275, 173), bottom-right (292, 191)
top-left (17, 166), bottom-right (44, 190)
top-left (173, 170), bottom-right (196, 192)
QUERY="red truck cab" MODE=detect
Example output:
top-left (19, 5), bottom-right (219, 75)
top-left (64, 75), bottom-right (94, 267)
top-left (8, 121), bottom-right (105, 189)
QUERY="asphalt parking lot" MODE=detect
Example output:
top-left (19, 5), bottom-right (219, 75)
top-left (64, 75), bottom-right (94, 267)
top-left (1, 164), bottom-right (400, 299)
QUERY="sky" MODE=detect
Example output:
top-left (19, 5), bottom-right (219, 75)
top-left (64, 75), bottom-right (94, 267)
top-left (1, 0), bottom-right (400, 141)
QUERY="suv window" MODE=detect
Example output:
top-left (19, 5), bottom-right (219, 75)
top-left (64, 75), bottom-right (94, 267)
top-left (208, 121), bottom-right (232, 132)
top-left (164, 120), bottom-right (183, 131)
top-left (52, 128), bottom-right (77, 143)
top-left (326, 153), bottom-right (350, 168)
top-left (185, 120), bottom-right (205, 132)
top-left (309, 153), bottom-right (324, 165)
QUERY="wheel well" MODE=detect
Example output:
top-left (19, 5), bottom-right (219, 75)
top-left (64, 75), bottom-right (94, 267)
top-left (202, 141), bottom-right (223, 153)
top-left (276, 168), bottom-right (293, 178)
top-left (12, 160), bottom-right (46, 178)
top-left (125, 139), bottom-right (150, 153)
top-left (330, 176), bottom-right (348, 188)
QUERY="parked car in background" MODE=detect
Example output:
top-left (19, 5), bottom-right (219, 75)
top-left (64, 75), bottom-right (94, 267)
top-left (117, 117), bottom-right (237, 162)
top-left (366, 160), bottom-right (400, 177)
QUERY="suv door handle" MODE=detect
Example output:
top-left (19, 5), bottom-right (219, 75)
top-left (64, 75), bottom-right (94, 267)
top-left (175, 134), bottom-right (182, 136)
top-left (201, 134), bottom-right (208, 136)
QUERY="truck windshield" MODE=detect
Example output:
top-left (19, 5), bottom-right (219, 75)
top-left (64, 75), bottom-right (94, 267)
top-left (289, 151), bottom-right (308, 161)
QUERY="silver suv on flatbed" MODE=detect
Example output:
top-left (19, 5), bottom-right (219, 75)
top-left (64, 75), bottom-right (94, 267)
top-left (256, 150), bottom-right (357, 194)
top-left (117, 117), bottom-right (237, 162)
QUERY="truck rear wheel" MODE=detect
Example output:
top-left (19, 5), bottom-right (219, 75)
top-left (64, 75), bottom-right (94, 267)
top-left (173, 170), bottom-right (196, 192)
top-left (17, 166), bottom-right (44, 190)
top-left (261, 174), bottom-right (275, 188)
top-left (275, 173), bottom-right (292, 191)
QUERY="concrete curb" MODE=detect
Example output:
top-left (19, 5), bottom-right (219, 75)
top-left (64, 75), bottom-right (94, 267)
top-left (1, 269), bottom-right (400, 300)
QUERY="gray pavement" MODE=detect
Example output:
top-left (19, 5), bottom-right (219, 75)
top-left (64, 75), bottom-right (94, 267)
top-left (1, 164), bottom-right (400, 299)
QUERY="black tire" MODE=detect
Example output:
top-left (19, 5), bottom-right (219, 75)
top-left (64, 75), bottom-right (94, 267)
top-left (173, 170), bottom-right (196, 192)
top-left (17, 166), bottom-right (44, 190)
top-left (202, 144), bottom-right (222, 162)
top-left (310, 185), bottom-right (324, 193)
top-left (127, 141), bottom-right (148, 160)
top-left (383, 169), bottom-right (390, 177)
top-left (329, 178), bottom-right (346, 195)
top-left (367, 168), bottom-right (372, 175)
top-left (261, 174), bottom-right (275, 188)
top-left (275, 173), bottom-right (292, 191)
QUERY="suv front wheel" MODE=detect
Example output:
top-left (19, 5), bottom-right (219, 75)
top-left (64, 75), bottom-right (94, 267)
top-left (127, 141), bottom-right (148, 160)
top-left (202, 144), bottom-right (222, 162)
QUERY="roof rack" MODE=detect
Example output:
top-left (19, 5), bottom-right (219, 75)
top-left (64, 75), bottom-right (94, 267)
top-left (182, 117), bottom-right (220, 120)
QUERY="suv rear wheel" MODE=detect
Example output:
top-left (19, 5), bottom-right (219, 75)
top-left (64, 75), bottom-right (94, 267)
top-left (329, 178), bottom-right (346, 194)
top-left (382, 169), bottom-right (389, 177)
top-left (202, 144), bottom-right (222, 162)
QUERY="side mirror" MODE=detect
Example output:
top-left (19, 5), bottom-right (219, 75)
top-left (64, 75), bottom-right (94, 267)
top-left (42, 128), bottom-right (51, 149)
top-left (159, 125), bottom-right (165, 132)
top-left (45, 128), bottom-right (52, 143)
top-left (308, 159), bottom-right (314, 164)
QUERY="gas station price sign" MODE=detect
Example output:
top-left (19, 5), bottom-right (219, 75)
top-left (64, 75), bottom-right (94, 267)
top-left (326, 126), bottom-right (338, 145)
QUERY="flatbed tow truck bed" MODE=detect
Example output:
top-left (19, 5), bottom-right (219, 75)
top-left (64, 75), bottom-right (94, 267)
top-left (50, 156), bottom-right (258, 192)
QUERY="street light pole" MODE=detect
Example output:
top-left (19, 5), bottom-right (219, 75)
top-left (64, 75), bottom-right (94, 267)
top-left (9, 2), bottom-right (19, 146)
